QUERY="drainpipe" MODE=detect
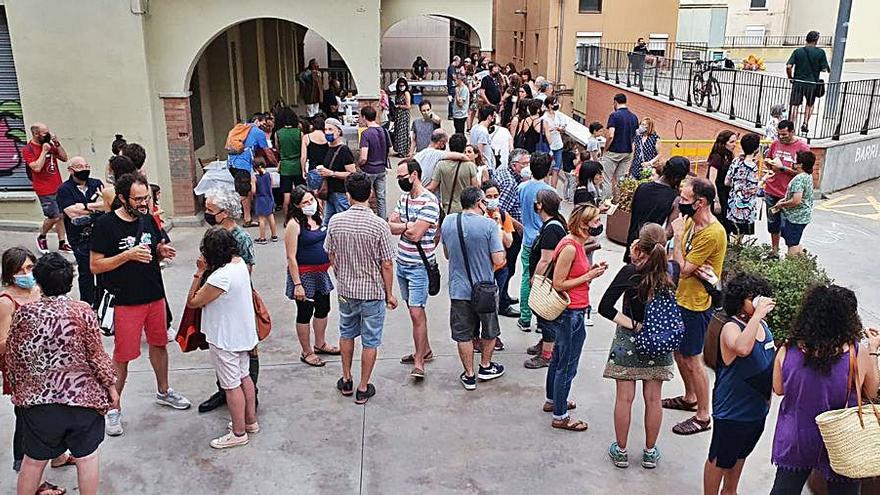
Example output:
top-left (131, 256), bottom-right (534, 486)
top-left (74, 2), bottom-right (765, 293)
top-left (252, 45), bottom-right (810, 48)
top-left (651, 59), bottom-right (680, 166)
top-left (556, 0), bottom-right (565, 84)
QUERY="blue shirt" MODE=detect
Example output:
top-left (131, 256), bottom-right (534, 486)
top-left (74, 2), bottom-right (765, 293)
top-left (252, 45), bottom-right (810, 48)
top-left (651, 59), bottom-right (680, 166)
top-left (55, 176), bottom-right (104, 244)
top-left (441, 212), bottom-right (504, 300)
top-left (228, 124), bottom-right (269, 172)
top-left (607, 108), bottom-right (639, 154)
top-left (518, 179), bottom-right (553, 248)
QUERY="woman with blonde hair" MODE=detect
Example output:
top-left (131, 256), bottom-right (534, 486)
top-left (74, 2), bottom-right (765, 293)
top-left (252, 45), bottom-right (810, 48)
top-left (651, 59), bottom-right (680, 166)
top-left (542, 204), bottom-right (608, 431)
top-left (599, 223), bottom-right (679, 469)
top-left (630, 117), bottom-right (660, 178)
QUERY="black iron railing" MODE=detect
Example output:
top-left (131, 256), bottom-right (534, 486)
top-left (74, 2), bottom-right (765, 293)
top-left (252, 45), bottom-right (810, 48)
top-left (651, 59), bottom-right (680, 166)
top-left (724, 35), bottom-right (833, 47)
top-left (576, 45), bottom-right (880, 141)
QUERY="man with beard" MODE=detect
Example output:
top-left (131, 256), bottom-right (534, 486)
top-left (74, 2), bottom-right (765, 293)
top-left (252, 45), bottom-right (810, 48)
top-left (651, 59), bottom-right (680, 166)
top-left (90, 173), bottom-right (191, 437)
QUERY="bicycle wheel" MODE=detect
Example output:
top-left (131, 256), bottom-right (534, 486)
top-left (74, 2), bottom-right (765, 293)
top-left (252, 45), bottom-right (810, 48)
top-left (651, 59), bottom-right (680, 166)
top-left (691, 74), bottom-right (706, 106)
top-left (706, 77), bottom-right (722, 112)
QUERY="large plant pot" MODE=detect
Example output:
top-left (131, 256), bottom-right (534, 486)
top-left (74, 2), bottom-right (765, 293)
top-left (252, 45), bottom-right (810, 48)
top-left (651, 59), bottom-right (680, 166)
top-left (606, 208), bottom-right (631, 246)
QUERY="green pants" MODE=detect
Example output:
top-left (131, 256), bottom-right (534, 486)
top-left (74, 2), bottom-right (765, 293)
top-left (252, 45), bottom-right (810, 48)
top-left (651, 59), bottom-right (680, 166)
top-left (519, 244), bottom-right (532, 325)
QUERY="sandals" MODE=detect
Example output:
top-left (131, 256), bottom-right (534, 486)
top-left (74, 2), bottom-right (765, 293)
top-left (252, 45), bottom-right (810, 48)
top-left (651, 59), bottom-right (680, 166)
top-left (543, 400), bottom-right (576, 413)
top-left (400, 351), bottom-right (434, 364)
top-left (36, 481), bottom-right (66, 495)
top-left (337, 377), bottom-right (353, 396)
top-left (410, 367), bottom-right (426, 379)
top-left (672, 416), bottom-right (711, 436)
top-left (300, 353), bottom-right (325, 367)
top-left (551, 416), bottom-right (589, 432)
top-left (355, 384), bottom-right (376, 405)
top-left (314, 343), bottom-right (341, 356)
top-left (50, 454), bottom-right (76, 469)
top-left (243, 221), bottom-right (259, 228)
top-left (661, 395), bottom-right (698, 412)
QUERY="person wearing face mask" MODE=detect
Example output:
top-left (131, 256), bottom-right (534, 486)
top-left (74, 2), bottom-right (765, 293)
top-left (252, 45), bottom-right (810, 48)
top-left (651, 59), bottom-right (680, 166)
top-left (392, 78), bottom-right (412, 157)
top-left (197, 188), bottom-right (259, 414)
top-left (542, 204), bottom-right (608, 432)
top-left (629, 118), bottom-right (660, 179)
top-left (470, 105), bottom-right (499, 175)
top-left (542, 96), bottom-right (567, 189)
top-left (318, 118), bottom-right (357, 223)
top-left (481, 179), bottom-right (515, 328)
top-left (90, 173), bottom-right (191, 437)
top-left (408, 101), bottom-right (441, 157)
top-left (22, 122), bottom-right (71, 255)
top-left (516, 152), bottom-right (554, 332)
top-left (55, 157), bottom-right (105, 306)
top-left (663, 178), bottom-right (727, 436)
top-left (388, 160), bottom-right (439, 379)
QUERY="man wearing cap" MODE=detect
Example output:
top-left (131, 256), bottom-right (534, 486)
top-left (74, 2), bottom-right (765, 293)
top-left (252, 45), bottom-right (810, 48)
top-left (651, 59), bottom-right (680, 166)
top-left (317, 117), bottom-right (357, 222)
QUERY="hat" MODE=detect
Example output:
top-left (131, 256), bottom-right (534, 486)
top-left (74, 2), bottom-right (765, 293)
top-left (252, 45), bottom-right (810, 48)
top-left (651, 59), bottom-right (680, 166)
top-left (325, 117), bottom-right (343, 132)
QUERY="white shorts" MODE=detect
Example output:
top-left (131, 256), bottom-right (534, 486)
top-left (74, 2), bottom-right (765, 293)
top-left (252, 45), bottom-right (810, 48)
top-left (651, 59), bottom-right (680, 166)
top-left (209, 344), bottom-right (251, 390)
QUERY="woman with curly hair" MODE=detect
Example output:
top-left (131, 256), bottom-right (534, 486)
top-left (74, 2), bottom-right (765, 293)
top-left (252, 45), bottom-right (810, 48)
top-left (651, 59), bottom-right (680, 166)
top-left (703, 273), bottom-right (775, 494)
top-left (770, 284), bottom-right (880, 494)
top-left (186, 228), bottom-right (259, 449)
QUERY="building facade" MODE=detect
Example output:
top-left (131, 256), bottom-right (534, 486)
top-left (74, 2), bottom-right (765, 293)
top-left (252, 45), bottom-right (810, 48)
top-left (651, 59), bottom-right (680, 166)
top-left (0, 0), bottom-right (493, 226)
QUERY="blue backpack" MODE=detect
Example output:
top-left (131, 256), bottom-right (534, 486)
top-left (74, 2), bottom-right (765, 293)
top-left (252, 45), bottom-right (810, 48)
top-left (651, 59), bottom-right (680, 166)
top-left (634, 289), bottom-right (685, 359)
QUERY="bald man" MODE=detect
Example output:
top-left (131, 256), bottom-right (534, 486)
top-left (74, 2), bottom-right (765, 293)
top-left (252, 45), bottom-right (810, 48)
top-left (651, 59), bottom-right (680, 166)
top-left (55, 156), bottom-right (105, 304)
top-left (21, 122), bottom-right (70, 254)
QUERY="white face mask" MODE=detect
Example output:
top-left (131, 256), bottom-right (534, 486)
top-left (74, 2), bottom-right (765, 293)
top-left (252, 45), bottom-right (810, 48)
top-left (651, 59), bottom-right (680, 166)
top-left (302, 203), bottom-right (318, 216)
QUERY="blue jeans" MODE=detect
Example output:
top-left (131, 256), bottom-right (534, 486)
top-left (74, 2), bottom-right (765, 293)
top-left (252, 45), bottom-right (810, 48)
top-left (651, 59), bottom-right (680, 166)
top-left (397, 262), bottom-right (429, 308)
top-left (307, 169), bottom-right (323, 191)
top-left (338, 297), bottom-right (386, 349)
top-left (365, 171), bottom-right (387, 219)
top-left (494, 266), bottom-right (511, 309)
top-left (324, 192), bottom-right (350, 224)
top-left (545, 309), bottom-right (587, 418)
top-left (72, 241), bottom-right (95, 306)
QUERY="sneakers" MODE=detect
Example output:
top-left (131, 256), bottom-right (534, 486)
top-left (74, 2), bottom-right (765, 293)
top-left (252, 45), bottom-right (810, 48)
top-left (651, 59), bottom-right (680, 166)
top-left (166, 326), bottom-right (177, 343)
top-left (524, 355), bottom-right (550, 369)
top-left (517, 320), bottom-right (531, 332)
top-left (210, 431), bottom-right (249, 449)
top-left (105, 409), bottom-right (123, 436)
top-left (641, 447), bottom-right (661, 469)
top-left (36, 236), bottom-right (49, 254)
top-left (585, 314), bottom-right (594, 327)
top-left (608, 442), bottom-right (629, 468)
top-left (477, 362), bottom-right (505, 381)
top-left (156, 388), bottom-right (192, 410)
top-left (226, 421), bottom-right (260, 434)
top-left (459, 372), bottom-right (477, 390)
top-left (58, 241), bottom-right (73, 254)
top-left (526, 340), bottom-right (543, 355)
top-left (494, 337), bottom-right (505, 351)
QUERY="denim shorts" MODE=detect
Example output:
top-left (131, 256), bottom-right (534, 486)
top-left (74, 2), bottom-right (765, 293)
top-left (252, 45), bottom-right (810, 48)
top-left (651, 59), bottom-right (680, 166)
top-left (551, 148), bottom-right (563, 171)
top-left (38, 194), bottom-right (60, 219)
top-left (396, 262), bottom-right (429, 308)
top-left (781, 218), bottom-right (807, 247)
top-left (338, 296), bottom-right (385, 349)
top-left (765, 195), bottom-right (782, 234)
top-left (679, 306), bottom-right (714, 357)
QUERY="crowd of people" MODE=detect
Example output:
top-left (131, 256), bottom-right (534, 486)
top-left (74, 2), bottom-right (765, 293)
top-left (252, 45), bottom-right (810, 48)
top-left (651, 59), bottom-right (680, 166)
top-left (0, 50), bottom-right (877, 495)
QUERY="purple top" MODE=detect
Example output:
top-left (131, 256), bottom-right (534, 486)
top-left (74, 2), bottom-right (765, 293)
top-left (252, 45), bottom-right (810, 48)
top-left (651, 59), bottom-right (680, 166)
top-left (772, 346), bottom-right (858, 482)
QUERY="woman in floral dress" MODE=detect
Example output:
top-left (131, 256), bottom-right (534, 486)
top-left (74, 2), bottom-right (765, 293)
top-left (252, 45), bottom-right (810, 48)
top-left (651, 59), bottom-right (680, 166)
top-left (725, 133), bottom-right (762, 238)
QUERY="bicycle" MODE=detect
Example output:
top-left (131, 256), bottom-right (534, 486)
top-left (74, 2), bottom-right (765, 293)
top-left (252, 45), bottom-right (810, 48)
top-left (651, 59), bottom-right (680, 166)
top-left (691, 59), bottom-right (724, 112)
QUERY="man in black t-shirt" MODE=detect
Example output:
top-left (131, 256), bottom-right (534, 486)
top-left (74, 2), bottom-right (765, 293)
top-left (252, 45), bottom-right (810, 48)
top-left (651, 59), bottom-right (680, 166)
top-left (90, 173), bottom-right (191, 436)
top-left (623, 157), bottom-right (689, 262)
top-left (479, 62), bottom-right (503, 106)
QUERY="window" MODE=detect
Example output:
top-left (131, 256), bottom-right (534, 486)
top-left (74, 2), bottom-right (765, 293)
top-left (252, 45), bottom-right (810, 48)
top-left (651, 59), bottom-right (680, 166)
top-left (188, 68), bottom-right (205, 150)
top-left (513, 31), bottom-right (518, 59)
top-left (534, 33), bottom-right (539, 64)
top-left (750, 0), bottom-right (767, 9)
top-left (579, 0), bottom-right (602, 12)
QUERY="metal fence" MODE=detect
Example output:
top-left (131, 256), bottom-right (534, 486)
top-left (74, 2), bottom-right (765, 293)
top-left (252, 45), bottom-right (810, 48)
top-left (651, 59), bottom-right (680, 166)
top-left (724, 35), bottom-right (833, 47)
top-left (576, 45), bottom-right (880, 141)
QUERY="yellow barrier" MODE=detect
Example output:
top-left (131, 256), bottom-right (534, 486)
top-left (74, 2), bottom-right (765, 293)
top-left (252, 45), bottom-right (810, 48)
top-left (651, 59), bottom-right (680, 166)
top-left (659, 139), bottom-right (772, 177)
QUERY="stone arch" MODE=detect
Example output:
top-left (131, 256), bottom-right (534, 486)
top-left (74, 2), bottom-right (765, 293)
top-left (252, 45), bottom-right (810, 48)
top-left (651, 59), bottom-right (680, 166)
top-left (379, 0), bottom-right (493, 52)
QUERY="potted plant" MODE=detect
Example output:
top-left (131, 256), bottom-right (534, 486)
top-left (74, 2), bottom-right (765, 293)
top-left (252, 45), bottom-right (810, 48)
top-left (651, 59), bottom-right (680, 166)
top-left (606, 169), bottom-right (652, 245)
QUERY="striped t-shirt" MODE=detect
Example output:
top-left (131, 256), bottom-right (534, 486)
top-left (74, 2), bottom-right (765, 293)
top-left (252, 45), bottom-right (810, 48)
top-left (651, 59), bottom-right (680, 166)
top-left (394, 190), bottom-right (440, 265)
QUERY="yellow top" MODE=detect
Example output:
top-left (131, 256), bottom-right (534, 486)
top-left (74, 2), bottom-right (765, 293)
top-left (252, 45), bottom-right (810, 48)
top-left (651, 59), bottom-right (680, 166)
top-left (676, 217), bottom-right (728, 312)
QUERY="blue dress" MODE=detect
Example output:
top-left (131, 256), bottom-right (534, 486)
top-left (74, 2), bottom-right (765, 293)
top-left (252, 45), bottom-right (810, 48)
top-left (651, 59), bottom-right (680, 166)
top-left (254, 172), bottom-right (275, 217)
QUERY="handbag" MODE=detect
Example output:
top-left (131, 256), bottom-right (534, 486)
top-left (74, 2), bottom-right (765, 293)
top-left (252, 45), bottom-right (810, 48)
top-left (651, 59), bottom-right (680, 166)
top-left (316, 146), bottom-right (344, 201)
top-left (176, 272), bottom-right (208, 352)
top-left (815, 346), bottom-right (880, 479)
top-left (406, 198), bottom-right (441, 296)
top-left (252, 288), bottom-right (272, 341)
top-left (527, 255), bottom-right (569, 320)
top-left (536, 120), bottom-right (551, 154)
top-left (456, 212), bottom-right (498, 313)
top-left (801, 47), bottom-right (826, 98)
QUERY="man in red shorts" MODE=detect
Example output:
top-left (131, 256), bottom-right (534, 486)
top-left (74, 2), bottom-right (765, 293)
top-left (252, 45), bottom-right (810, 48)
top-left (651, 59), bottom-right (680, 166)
top-left (90, 173), bottom-right (191, 437)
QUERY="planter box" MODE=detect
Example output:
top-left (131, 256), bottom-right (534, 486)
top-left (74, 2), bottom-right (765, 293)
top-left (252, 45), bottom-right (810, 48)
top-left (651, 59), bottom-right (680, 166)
top-left (606, 208), bottom-right (631, 246)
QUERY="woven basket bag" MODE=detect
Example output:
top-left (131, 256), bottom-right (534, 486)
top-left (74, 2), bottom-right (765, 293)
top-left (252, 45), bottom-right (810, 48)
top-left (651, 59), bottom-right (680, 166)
top-left (815, 346), bottom-right (880, 479)
top-left (528, 267), bottom-right (570, 321)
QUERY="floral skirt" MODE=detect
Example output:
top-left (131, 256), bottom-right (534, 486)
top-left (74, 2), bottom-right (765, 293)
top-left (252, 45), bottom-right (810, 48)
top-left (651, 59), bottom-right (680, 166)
top-left (603, 325), bottom-right (674, 381)
top-left (285, 269), bottom-right (333, 300)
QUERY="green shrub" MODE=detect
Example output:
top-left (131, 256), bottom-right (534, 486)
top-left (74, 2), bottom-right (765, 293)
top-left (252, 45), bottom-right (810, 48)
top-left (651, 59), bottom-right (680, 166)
top-left (722, 239), bottom-right (831, 342)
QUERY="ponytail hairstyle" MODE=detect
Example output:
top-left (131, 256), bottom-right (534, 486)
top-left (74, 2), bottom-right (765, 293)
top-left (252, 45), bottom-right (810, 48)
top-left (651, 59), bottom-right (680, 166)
top-left (633, 223), bottom-right (675, 301)
top-left (567, 203), bottom-right (600, 239)
top-left (535, 189), bottom-right (566, 230)
top-left (111, 134), bottom-right (127, 156)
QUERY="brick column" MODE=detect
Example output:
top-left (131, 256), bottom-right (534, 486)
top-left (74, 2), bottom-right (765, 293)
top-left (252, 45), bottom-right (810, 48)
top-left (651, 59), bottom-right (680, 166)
top-left (161, 96), bottom-right (198, 217)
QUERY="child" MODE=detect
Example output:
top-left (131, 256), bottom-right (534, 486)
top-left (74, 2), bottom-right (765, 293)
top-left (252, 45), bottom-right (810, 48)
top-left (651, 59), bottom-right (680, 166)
top-left (252, 156), bottom-right (277, 244)
top-left (586, 122), bottom-right (606, 161)
top-left (764, 105), bottom-right (784, 142)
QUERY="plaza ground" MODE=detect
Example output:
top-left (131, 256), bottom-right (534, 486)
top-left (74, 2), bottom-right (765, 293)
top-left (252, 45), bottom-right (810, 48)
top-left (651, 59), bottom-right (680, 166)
top-left (2, 161), bottom-right (878, 493)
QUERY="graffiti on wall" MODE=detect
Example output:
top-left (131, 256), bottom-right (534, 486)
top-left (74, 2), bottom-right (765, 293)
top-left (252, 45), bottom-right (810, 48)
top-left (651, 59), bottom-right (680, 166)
top-left (0, 100), bottom-right (25, 180)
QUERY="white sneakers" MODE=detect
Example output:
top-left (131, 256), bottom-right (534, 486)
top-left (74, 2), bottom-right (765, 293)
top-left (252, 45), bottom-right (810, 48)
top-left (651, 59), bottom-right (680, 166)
top-left (105, 409), bottom-right (123, 436)
top-left (210, 431), bottom-right (249, 449)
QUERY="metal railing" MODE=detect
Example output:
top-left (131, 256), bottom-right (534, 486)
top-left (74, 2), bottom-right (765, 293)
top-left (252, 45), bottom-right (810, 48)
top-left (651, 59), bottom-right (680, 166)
top-left (576, 45), bottom-right (880, 141)
top-left (724, 35), bottom-right (833, 47)
top-left (586, 41), bottom-right (710, 62)
top-left (316, 68), bottom-right (356, 93)
top-left (380, 68), bottom-right (449, 93)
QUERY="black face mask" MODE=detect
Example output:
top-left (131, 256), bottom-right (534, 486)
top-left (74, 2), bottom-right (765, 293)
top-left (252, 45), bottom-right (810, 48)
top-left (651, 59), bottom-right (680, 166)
top-left (397, 177), bottom-right (413, 192)
top-left (73, 170), bottom-right (90, 181)
top-left (124, 203), bottom-right (143, 219)
top-left (204, 212), bottom-right (218, 226)
top-left (588, 224), bottom-right (604, 237)
top-left (551, 104), bottom-right (560, 111)
top-left (678, 201), bottom-right (697, 218)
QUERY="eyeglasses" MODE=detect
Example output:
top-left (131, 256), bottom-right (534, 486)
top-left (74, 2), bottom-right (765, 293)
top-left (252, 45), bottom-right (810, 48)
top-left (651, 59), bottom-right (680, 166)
top-left (130, 194), bottom-right (151, 204)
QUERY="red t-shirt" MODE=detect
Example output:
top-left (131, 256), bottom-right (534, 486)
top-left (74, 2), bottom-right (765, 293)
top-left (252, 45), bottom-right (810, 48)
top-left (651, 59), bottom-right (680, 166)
top-left (21, 141), bottom-right (62, 196)
top-left (553, 237), bottom-right (591, 310)
top-left (763, 138), bottom-right (810, 198)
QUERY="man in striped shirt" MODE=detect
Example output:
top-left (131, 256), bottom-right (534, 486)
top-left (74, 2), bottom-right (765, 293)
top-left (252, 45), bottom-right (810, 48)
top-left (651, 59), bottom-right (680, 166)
top-left (388, 159), bottom-right (440, 379)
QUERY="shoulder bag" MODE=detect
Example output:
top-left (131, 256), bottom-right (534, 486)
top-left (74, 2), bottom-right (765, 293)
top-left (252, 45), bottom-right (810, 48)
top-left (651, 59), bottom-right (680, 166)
top-left (527, 240), bottom-right (570, 320)
top-left (176, 273), bottom-right (208, 353)
top-left (801, 47), bottom-right (826, 98)
top-left (406, 198), bottom-right (441, 296)
top-left (317, 145), bottom-right (344, 201)
top-left (456, 213), bottom-right (498, 313)
top-left (816, 345), bottom-right (880, 479)
top-left (252, 287), bottom-right (272, 341)
top-left (536, 119), bottom-right (551, 154)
